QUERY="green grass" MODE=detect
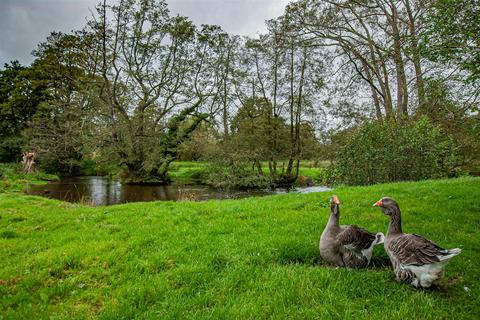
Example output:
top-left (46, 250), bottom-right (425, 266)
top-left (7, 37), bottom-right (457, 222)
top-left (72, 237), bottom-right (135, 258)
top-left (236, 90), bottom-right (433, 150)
top-left (169, 161), bottom-right (207, 184)
top-left (298, 167), bottom-right (325, 183)
top-left (0, 163), bottom-right (58, 193)
top-left (1, 177), bottom-right (479, 319)
top-left (256, 160), bottom-right (328, 184)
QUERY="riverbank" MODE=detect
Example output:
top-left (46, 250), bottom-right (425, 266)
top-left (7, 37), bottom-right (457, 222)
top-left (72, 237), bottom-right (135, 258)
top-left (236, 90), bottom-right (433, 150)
top-left (1, 177), bottom-right (479, 318)
top-left (169, 161), bottom-right (328, 186)
top-left (1, 161), bottom-right (328, 194)
top-left (0, 163), bottom-right (58, 193)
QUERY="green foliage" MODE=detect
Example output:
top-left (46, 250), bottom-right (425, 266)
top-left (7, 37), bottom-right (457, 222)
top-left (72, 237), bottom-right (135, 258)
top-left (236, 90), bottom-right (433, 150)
top-left (0, 61), bottom-right (42, 136)
top-left (208, 97), bottom-right (322, 189)
top-left (206, 98), bottom-right (284, 189)
top-left (177, 123), bottom-right (220, 161)
top-left (330, 117), bottom-right (458, 185)
top-left (25, 101), bottom-right (88, 175)
top-left (0, 136), bottom-right (24, 163)
top-left (298, 123), bottom-right (322, 160)
top-left (420, 78), bottom-right (480, 173)
top-left (231, 97), bottom-right (291, 161)
top-left (423, 0), bottom-right (480, 82)
top-left (0, 177), bottom-right (479, 318)
top-left (117, 101), bottom-right (208, 184)
top-left (0, 61), bottom-right (44, 161)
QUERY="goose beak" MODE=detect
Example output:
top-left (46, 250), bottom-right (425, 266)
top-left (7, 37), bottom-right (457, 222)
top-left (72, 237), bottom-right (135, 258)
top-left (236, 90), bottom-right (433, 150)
top-left (373, 200), bottom-right (382, 207)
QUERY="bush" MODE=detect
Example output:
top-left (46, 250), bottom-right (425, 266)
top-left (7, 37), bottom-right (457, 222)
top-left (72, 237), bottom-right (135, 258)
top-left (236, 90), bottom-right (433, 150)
top-left (205, 162), bottom-right (273, 190)
top-left (330, 117), bottom-right (458, 185)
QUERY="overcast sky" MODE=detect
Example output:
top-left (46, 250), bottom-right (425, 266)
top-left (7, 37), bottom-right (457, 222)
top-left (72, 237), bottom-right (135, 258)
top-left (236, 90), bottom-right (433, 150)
top-left (0, 0), bottom-right (290, 67)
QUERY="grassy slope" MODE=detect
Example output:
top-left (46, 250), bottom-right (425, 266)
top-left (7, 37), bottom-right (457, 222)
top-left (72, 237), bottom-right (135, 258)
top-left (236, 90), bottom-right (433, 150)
top-left (0, 177), bottom-right (479, 319)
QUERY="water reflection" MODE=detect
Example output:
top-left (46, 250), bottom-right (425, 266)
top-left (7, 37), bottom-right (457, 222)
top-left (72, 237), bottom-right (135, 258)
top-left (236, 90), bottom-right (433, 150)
top-left (27, 176), bottom-right (332, 206)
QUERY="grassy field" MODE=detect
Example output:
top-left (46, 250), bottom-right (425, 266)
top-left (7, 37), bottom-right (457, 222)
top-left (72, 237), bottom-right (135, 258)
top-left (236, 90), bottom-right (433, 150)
top-left (1, 177), bottom-right (479, 319)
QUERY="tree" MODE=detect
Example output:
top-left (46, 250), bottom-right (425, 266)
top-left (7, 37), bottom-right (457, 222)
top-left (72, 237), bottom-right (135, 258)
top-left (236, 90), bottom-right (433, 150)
top-left (177, 122), bottom-right (220, 161)
top-left (424, 0), bottom-right (480, 83)
top-left (230, 97), bottom-right (290, 173)
top-left (0, 61), bottom-right (43, 162)
top-left (420, 78), bottom-right (480, 170)
top-left (234, 14), bottom-right (324, 186)
top-left (24, 31), bottom-right (98, 174)
top-left (88, 0), bottom-right (219, 183)
top-left (287, 0), bottom-right (433, 125)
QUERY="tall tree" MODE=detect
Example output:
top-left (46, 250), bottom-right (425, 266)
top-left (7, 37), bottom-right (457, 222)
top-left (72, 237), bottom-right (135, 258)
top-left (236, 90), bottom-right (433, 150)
top-left (24, 32), bottom-right (97, 174)
top-left (0, 61), bottom-right (46, 162)
top-left (288, 0), bottom-right (433, 125)
top-left (230, 13), bottom-right (323, 186)
top-left (90, 0), bottom-right (217, 183)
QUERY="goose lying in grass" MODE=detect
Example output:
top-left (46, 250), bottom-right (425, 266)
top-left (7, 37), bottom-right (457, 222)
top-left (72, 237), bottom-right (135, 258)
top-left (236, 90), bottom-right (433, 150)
top-left (374, 197), bottom-right (461, 288)
top-left (320, 195), bottom-right (385, 268)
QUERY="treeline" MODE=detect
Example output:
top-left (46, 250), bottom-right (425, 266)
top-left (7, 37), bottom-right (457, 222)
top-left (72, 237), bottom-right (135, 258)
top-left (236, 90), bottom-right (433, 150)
top-left (0, 0), bottom-right (478, 187)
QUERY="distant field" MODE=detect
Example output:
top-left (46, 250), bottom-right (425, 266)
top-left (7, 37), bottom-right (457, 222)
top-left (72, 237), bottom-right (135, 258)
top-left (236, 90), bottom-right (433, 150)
top-left (1, 177), bottom-right (479, 319)
top-left (169, 160), bottom-right (328, 185)
top-left (167, 161), bottom-right (208, 184)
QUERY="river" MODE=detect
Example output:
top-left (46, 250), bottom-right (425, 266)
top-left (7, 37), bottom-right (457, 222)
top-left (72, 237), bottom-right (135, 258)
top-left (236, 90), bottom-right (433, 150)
top-left (27, 176), bottom-right (332, 206)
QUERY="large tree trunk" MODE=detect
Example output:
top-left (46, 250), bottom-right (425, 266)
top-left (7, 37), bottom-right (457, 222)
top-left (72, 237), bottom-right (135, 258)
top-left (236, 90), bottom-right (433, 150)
top-left (389, 1), bottom-right (409, 124)
top-left (404, 0), bottom-right (426, 110)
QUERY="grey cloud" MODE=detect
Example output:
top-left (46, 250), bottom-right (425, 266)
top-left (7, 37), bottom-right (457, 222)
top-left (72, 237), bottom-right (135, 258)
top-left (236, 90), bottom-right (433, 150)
top-left (168, 0), bottom-right (289, 36)
top-left (0, 0), bottom-right (98, 66)
top-left (0, 0), bottom-right (289, 67)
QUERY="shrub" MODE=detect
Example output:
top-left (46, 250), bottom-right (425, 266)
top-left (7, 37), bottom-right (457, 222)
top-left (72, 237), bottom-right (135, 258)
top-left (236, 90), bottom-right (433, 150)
top-left (205, 162), bottom-right (273, 190)
top-left (330, 117), bottom-right (458, 185)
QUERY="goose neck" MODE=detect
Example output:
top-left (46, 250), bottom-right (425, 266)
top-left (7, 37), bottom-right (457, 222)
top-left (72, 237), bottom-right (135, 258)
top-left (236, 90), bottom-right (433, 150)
top-left (387, 206), bottom-right (402, 235)
top-left (328, 205), bottom-right (340, 227)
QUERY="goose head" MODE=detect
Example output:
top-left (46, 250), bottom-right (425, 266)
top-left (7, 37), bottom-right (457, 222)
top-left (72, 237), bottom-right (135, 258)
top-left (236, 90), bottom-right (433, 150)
top-left (373, 197), bottom-right (399, 216)
top-left (330, 195), bottom-right (340, 214)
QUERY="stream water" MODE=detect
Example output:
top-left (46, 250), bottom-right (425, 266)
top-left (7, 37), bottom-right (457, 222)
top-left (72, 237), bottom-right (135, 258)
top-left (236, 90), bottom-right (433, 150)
top-left (27, 176), bottom-right (332, 206)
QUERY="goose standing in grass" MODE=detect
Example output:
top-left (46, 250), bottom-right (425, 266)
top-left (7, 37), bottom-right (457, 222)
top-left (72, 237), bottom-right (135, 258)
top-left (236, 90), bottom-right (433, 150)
top-left (320, 195), bottom-right (385, 268)
top-left (374, 197), bottom-right (461, 288)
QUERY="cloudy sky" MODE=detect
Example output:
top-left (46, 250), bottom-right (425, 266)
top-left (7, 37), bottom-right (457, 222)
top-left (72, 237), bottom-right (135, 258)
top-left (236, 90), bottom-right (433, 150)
top-left (0, 0), bottom-right (290, 67)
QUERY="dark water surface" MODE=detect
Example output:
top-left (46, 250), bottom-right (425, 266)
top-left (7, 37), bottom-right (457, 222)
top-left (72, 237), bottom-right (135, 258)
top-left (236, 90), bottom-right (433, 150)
top-left (27, 176), bottom-right (332, 206)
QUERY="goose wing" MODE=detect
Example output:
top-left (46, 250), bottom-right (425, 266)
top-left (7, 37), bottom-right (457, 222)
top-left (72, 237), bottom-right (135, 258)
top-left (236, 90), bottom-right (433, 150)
top-left (337, 225), bottom-right (376, 250)
top-left (388, 234), bottom-right (445, 266)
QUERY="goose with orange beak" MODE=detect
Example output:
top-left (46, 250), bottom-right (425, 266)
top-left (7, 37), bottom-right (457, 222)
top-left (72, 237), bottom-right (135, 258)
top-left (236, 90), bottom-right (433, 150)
top-left (320, 195), bottom-right (385, 268)
top-left (374, 197), bottom-right (461, 288)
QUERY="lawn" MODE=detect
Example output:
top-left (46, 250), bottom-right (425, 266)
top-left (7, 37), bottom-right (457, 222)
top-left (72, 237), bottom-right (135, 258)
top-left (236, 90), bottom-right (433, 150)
top-left (0, 177), bottom-right (479, 319)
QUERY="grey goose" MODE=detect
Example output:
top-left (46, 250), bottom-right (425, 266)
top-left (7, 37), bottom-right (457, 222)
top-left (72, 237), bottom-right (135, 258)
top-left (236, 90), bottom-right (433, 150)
top-left (374, 197), bottom-right (461, 288)
top-left (320, 195), bottom-right (385, 268)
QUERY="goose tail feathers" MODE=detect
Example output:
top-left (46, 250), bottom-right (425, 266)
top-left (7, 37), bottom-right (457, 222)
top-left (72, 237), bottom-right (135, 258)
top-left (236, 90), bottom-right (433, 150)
top-left (438, 248), bottom-right (461, 261)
